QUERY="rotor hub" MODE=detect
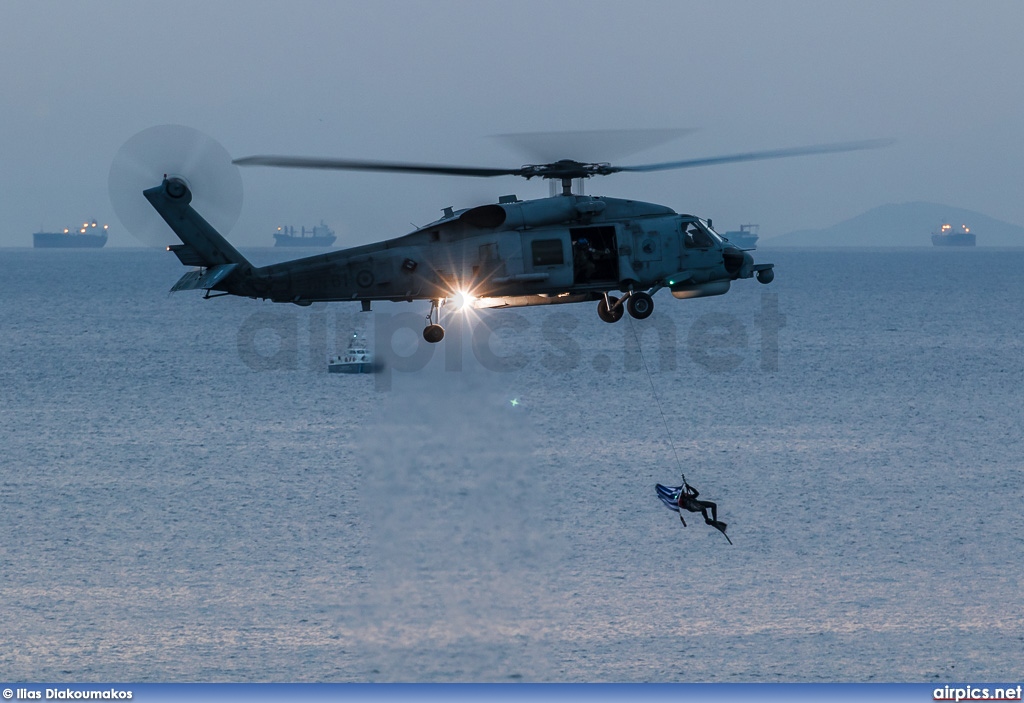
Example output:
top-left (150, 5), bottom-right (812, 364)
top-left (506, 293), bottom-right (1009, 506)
top-left (518, 160), bottom-right (614, 180)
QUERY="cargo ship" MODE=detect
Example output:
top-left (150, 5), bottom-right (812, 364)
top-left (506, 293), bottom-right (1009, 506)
top-left (273, 221), bottom-right (336, 247)
top-left (932, 223), bottom-right (975, 247)
top-left (724, 223), bottom-right (758, 249)
top-left (33, 220), bottom-right (109, 248)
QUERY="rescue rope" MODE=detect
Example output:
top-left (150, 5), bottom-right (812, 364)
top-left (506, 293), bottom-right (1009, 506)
top-left (626, 315), bottom-right (683, 475)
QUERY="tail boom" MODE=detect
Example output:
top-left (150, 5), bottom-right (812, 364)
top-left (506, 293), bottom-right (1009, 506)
top-left (144, 178), bottom-right (255, 294)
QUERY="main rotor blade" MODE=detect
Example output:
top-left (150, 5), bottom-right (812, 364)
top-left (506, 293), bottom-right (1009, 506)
top-left (234, 137), bottom-right (893, 182)
top-left (233, 155), bottom-right (523, 178)
top-left (614, 139), bottom-right (893, 173)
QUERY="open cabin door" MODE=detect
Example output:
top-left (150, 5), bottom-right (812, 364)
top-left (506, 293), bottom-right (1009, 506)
top-left (570, 226), bottom-right (618, 285)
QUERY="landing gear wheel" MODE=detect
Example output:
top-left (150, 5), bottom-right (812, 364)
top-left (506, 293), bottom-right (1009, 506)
top-left (597, 295), bottom-right (624, 323)
top-left (627, 291), bottom-right (654, 319)
top-left (423, 324), bottom-right (445, 343)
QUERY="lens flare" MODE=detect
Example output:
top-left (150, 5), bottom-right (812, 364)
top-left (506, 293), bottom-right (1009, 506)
top-left (450, 289), bottom-right (477, 312)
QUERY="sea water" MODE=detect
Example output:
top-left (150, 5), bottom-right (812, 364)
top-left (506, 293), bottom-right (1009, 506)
top-left (1, 247), bottom-right (1021, 682)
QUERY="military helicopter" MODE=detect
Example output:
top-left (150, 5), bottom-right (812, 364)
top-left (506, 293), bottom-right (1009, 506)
top-left (113, 127), bottom-right (885, 343)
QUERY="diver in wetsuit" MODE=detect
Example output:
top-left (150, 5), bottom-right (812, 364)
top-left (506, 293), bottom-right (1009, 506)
top-left (676, 475), bottom-right (729, 541)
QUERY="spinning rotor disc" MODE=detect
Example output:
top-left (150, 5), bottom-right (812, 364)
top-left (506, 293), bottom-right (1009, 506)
top-left (234, 133), bottom-right (891, 185)
top-left (489, 128), bottom-right (697, 164)
top-left (109, 124), bottom-right (243, 248)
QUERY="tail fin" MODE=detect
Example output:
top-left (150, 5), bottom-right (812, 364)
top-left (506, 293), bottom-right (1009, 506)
top-left (143, 177), bottom-right (252, 292)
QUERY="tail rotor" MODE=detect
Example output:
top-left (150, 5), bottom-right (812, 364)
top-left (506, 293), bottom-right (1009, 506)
top-left (109, 124), bottom-right (243, 248)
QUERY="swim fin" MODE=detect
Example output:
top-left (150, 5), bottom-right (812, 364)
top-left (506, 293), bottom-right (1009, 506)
top-left (709, 520), bottom-right (732, 545)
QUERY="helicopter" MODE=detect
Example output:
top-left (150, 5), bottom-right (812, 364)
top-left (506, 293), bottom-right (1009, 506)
top-left (121, 128), bottom-right (886, 343)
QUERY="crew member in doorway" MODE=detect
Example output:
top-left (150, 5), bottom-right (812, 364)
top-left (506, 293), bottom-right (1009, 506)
top-left (573, 237), bottom-right (596, 283)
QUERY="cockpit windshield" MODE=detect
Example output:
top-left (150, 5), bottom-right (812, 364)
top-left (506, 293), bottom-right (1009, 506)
top-left (683, 219), bottom-right (722, 248)
top-left (698, 219), bottom-right (724, 243)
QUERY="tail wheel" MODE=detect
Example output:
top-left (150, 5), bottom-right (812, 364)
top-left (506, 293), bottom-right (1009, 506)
top-left (423, 324), bottom-right (445, 343)
top-left (627, 291), bottom-right (654, 319)
top-left (597, 295), bottom-right (624, 323)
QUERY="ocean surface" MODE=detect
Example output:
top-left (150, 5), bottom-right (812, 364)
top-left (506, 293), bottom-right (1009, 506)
top-left (1, 246), bottom-right (1022, 682)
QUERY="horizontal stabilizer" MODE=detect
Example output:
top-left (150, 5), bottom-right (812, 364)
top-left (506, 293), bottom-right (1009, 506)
top-left (168, 243), bottom-right (208, 267)
top-left (170, 263), bottom-right (239, 292)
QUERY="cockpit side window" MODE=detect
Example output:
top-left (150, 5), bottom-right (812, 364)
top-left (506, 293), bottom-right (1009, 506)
top-left (685, 224), bottom-right (714, 248)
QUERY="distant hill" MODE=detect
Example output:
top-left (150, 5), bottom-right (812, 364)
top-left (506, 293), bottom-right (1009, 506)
top-left (765, 202), bottom-right (1024, 247)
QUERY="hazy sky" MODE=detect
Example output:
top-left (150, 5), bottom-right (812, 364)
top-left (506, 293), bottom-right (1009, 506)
top-left (2, 0), bottom-right (1022, 247)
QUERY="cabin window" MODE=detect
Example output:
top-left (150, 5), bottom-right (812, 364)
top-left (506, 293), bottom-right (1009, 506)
top-left (531, 239), bottom-right (564, 266)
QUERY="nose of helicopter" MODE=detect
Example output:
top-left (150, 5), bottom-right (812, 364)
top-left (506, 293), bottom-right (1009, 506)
top-left (723, 246), bottom-right (754, 279)
top-left (741, 249), bottom-right (754, 277)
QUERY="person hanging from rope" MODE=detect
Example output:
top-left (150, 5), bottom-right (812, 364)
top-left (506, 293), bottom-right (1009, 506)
top-left (674, 474), bottom-right (731, 544)
top-left (637, 313), bottom-right (733, 543)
